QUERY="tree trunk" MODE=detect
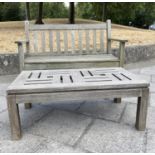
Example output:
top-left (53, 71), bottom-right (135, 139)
top-left (102, 2), bottom-right (107, 22)
top-left (69, 2), bottom-right (75, 24)
top-left (35, 2), bottom-right (44, 24)
top-left (25, 2), bottom-right (30, 20)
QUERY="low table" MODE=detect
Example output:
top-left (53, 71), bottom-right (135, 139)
top-left (7, 67), bottom-right (150, 140)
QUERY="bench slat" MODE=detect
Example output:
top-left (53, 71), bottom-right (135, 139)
top-left (100, 30), bottom-right (104, 52)
top-left (49, 31), bottom-right (53, 52)
top-left (71, 30), bottom-right (75, 54)
top-left (86, 30), bottom-right (90, 52)
top-left (33, 31), bottom-right (38, 52)
top-left (64, 31), bottom-right (68, 52)
top-left (78, 30), bottom-right (83, 53)
top-left (93, 30), bottom-right (97, 53)
top-left (56, 31), bottom-right (61, 52)
top-left (41, 31), bottom-right (45, 52)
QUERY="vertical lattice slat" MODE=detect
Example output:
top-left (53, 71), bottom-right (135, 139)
top-left (100, 30), bottom-right (104, 52)
top-left (33, 31), bottom-right (38, 52)
top-left (56, 31), bottom-right (61, 52)
top-left (71, 30), bottom-right (75, 54)
top-left (49, 31), bottom-right (53, 52)
top-left (106, 20), bottom-right (111, 53)
top-left (64, 31), bottom-right (68, 52)
top-left (93, 30), bottom-right (97, 53)
top-left (86, 30), bottom-right (90, 52)
top-left (41, 31), bottom-right (45, 52)
top-left (78, 30), bottom-right (82, 53)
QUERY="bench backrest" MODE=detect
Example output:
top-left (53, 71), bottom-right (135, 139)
top-left (25, 20), bottom-right (111, 56)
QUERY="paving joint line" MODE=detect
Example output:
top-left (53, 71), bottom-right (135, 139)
top-left (142, 129), bottom-right (148, 153)
top-left (75, 101), bottom-right (86, 111)
top-left (118, 102), bottom-right (128, 123)
top-left (73, 118), bottom-right (95, 148)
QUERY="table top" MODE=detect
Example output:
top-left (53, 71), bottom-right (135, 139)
top-left (7, 67), bottom-right (150, 94)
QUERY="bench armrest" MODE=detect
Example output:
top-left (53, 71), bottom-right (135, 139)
top-left (15, 40), bottom-right (29, 45)
top-left (15, 40), bottom-right (29, 72)
top-left (109, 38), bottom-right (128, 43)
top-left (108, 38), bottom-right (128, 67)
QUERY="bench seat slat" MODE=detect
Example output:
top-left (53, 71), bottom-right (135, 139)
top-left (24, 54), bottom-right (119, 64)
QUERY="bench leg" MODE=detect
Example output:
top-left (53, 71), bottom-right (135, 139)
top-left (114, 98), bottom-right (121, 103)
top-left (7, 95), bottom-right (22, 140)
top-left (135, 88), bottom-right (149, 131)
top-left (24, 103), bottom-right (32, 109)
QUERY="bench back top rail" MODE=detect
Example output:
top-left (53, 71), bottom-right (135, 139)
top-left (25, 20), bottom-right (111, 56)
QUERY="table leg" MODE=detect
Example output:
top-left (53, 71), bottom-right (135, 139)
top-left (114, 98), bottom-right (121, 103)
top-left (135, 88), bottom-right (149, 131)
top-left (24, 103), bottom-right (32, 109)
top-left (7, 95), bottom-right (22, 140)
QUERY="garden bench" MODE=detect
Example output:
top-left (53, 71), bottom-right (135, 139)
top-left (15, 20), bottom-right (127, 72)
top-left (7, 67), bottom-right (149, 140)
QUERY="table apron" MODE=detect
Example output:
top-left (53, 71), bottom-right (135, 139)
top-left (10, 88), bottom-right (146, 104)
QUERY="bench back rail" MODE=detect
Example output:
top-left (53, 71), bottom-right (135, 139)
top-left (25, 20), bottom-right (111, 56)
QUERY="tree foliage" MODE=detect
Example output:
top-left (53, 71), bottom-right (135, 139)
top-left (0, 2), bottom-right (22, 21)
top-left (76, 2), bottom-right (155, 28)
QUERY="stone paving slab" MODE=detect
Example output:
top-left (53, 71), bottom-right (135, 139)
top-left (0, 95), bottom-right (7, 112)
top-left (146, 129), bottom-right (155, 153)
top-left (39, 100), bottom-right (83, 112)
top-left (150, 83), bottom-right (155, 93)
top-left (0, 133), bottom-right (46, 153)
top-left (0, 104), bottom-right (53, 129)
top-left (120, 103), bottom-right (137, 126)
top-left (140, 66), bottom-right (155, 75)
top-left (122, 97), bottom-right (137, 104)
top-left (77, 99), bottom-right (126, 122)
top-left (78, 119), bottom-right (145, 153)
top-left (0, 83), bottom-right (10, 96)
top-left (27, 109), bottom-right (92, 146)
top-left (147, 107), bottom-right (155, 130)
top-left (34, 139), bottom-right (86, 153)
top-left (150, 93), bottom-right (155, 107)
top-left (151, 75), bottom-right (155, 82)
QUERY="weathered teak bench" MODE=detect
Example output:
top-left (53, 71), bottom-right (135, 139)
top-left (15, 20), bottom-right (127, 72)
top-left (7, 67), bottom-right (149, 140)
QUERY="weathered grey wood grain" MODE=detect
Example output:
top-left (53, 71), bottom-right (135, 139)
top-left (56, 31), bottom-right (61, 52)
top-left (29, 24), bottom-right (107, 30)
top-left (135, 88), bottom-right (149, 130)
top-left (78, 30), bottom-right (82, 52)
top-left (17, 19), bottom-right (128, 71)
top-left (49, 31), bottom-right (53, 52)
top-left (7, 95), bottom-right (21, 140)
top-left (7, 67), bottom-right (150, 140)
top-left (93, 30), bottom-right (97, 53)
top-left (100, 30), bottom-right (104, 52)
top-left (33, 31), bottom-right (38, 52)
top-left (41, 31), bottom-right (45, 52)
top-left (64, 30), bottom-right (68, 52)
top-left (86, 30), bottom-right (90, 52)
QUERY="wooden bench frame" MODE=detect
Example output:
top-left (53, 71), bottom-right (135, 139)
top-left (15, 20), bottom-right (127, 72)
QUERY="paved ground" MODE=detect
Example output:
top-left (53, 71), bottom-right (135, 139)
top-left (0, 59), bottom-right (155, 153)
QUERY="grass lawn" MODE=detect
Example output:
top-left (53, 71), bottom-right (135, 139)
top-left (0, 18), bottom-right (155, 53)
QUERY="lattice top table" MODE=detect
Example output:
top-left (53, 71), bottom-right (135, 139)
top-left (7, 67), bottom-right (150, 140)
top-left (7, 67), bottom-right (149, 94)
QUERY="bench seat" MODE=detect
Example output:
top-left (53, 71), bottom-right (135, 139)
top-left (25, 54), bottom-right (118, 63)
top-left (24, 54), bottom-right (120, 69)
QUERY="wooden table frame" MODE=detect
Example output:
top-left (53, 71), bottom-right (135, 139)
top-left (7, 68), bottom-right (150, 140)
